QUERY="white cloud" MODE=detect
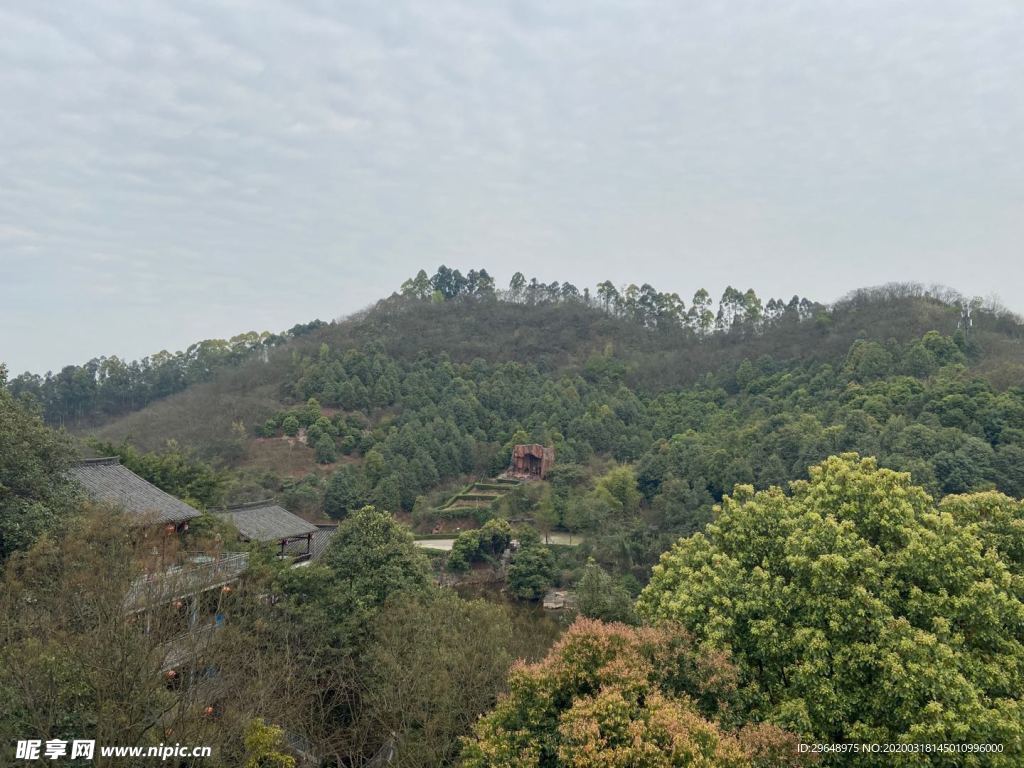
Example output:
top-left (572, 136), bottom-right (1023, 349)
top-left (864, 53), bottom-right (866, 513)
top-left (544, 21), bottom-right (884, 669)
top-left (1, 0), bottom-right (1023, 372)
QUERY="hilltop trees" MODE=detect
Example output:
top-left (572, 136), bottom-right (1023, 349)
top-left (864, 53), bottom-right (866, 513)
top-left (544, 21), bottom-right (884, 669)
top-left (688, 288), bottom-right (715, 334)
top-left (394, 266), bottom-right (819, 338)
top-left (637, 455), bottom-right (1024, 764)
top-left (399, 266), bottom-right (497, 302)
top-left (16, 271), bottom-right (1018, 449)
top-left (399, 269), bottom-right (433, 300)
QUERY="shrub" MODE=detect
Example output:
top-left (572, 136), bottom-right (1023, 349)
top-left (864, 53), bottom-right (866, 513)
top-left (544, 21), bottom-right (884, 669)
top-left (314, 435), bottom-right (337, 464)
top-left (507, 544), bottom-right (555, 601)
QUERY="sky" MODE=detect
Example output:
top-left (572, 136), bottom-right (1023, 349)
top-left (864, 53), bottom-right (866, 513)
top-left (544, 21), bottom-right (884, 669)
top-left (2, 0), bottom-right (1023, 375)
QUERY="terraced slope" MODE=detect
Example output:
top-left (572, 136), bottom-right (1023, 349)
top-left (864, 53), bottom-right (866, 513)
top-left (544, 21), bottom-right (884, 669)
top-left (434, 479), bottom-right (522, 517)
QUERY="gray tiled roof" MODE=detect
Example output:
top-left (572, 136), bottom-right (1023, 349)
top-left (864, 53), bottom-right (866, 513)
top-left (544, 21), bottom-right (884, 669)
top-left (214, 501), bottom-right (319, 543)
top-left (68, 457), bottom-right (201, 525)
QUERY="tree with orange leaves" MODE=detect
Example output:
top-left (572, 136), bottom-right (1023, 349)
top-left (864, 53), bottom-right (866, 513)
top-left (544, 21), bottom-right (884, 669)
top-left (460, 618), bottom-right (803, 767)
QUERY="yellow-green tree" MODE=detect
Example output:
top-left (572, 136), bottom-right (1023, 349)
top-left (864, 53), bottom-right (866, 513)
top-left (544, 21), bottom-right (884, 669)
top-left (460, 618), bottom-right (802, 767)
top-left (242, 720), bottom-right (295, 768)
top-left (638, 454), bottom-right (1024, 765)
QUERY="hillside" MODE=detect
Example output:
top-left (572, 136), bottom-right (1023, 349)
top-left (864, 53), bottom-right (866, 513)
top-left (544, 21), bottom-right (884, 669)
top-left (32, 276), bottom-right (1011, 548)
top-left (86, 280), bottom-right (1023, 458)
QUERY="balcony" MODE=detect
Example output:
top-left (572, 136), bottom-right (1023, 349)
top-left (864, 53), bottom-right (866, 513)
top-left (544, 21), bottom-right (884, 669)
top-left (125, 552), bottom-right (249, 611)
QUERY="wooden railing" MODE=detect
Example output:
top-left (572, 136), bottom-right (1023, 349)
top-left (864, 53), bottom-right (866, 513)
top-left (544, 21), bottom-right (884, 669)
top-left (125, 552), bottom-right (248, 611)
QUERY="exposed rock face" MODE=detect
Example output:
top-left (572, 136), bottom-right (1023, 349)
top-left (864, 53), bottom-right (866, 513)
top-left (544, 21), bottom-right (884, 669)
top-left (508, 444), bottom-right (555, 480)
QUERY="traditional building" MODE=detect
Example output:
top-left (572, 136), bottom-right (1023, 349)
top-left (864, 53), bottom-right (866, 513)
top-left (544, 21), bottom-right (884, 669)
top-left (214, 500), bottom-right (322, 562)
top-left (68, 456), bottom-right (201, 531)
top-left (67, 457), bottom-right (247, 675)
top-left (509, 444), bottom-right (555, 480)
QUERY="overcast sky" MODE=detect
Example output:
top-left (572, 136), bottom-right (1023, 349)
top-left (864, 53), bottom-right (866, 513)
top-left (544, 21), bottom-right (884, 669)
top-left (2, 1), bottom-right (1023, 374)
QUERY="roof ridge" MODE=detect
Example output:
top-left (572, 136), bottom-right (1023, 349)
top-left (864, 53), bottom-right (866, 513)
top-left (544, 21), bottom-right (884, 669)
top-left (219, 499), bottom-right (279, 512)
top-left (73, 456), bottom-right (122, 466)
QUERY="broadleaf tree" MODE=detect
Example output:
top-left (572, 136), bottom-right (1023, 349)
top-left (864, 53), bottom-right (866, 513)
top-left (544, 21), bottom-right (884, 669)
top-left (637, 454), bottom-right (1024, 765)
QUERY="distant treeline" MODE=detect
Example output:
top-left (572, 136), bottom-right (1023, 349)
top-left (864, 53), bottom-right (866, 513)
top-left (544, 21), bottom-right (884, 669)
top-left (395, 267), bottom-right (997, 336)
top-left (5, 321), bottom-right (327, 426)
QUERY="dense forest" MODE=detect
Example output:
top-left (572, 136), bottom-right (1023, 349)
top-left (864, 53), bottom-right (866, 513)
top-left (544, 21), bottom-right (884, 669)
top-left (3, 269), bottom-right (1024, 765)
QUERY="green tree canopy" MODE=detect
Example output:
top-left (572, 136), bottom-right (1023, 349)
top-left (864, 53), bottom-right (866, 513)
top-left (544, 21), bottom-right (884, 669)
top-left (594, 464), bottom-right (642, 516)
top-left (507, 543), bottom-right (555, 601)
top-left (0, 381), bottom-right (77, 560)
top-left (275, 505), bottom-right (430, 646)
top-left (638, 454), bottom-right (1024, 765)
top-left (323, 464), bottom-right (368, 520)
top-left (576, 558), bottom-right (635, 624)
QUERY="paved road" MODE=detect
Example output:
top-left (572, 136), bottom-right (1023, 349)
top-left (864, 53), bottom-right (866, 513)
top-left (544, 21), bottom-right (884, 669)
top-left (414, 538), bottom-right (456, 551)
top-left (414, 532), bottom-right (580, 551)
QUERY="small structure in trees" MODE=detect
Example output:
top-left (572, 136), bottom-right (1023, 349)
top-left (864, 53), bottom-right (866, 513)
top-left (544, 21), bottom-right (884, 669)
top-left (285, 524), bottom-right (339, 562)
top-left (214, 500), bottom-right (320, 562)
top-left (508, 444), bottom-right (555, 481)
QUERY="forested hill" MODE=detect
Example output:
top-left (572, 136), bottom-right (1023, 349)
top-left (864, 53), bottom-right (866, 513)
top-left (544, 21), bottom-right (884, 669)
top-left (6, 268), bottom-right (1024, 575)
top-left (5, 319), bottom-right (328, 427)
top-left (5, 270), bottom-right (1024, 496)
top-left (59, 276), bottom-right (1019, 434)
top-left (12, 271), bottom-right (1023, 433)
